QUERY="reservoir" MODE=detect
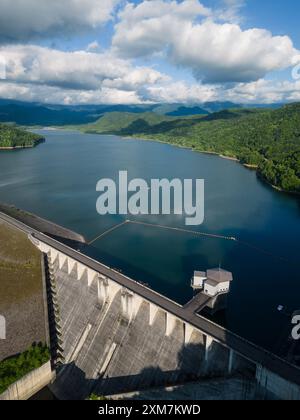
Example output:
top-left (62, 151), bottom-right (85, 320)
top-left (0, 129), bottom-right (299, 352)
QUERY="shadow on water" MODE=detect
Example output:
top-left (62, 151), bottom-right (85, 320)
top-left (78, 241), bottom-right (194, 304)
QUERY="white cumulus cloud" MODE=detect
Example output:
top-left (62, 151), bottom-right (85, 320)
top-left (224, 78), bottom-right (300, 104)
top-left (0, 81), bottom-right (144, 105)
top-left (113, 0), bottom-right (299, 83)
top-left (0, 0), bottom-right (120, 42)
top-left (113, 0), bottom-right (210, 58)
top-left (0, 0), bottom-right (299, 105)
top-left (0, 44), bottom-right (167, 91)
top-left (0, 42), bottom-right (170, 105)
top-left (147, 81), bottom-right (217, 103)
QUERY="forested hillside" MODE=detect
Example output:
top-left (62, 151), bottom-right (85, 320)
top-left (82, 111), bottom-right (175, 134)
top-left (80, 103), bottom-right (300, 193)
top-left (0, 124), bottom-right (44, 149)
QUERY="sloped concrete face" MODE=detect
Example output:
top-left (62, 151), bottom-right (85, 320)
top-left (46, 253), bottom-right (232, 400)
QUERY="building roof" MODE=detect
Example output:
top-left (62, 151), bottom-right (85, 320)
top-left (206, 268), bottom-right (233, 284)
top-left (205, 278), bottom-right (219, 287)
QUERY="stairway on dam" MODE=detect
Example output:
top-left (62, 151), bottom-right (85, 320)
top-left (48, 256), bottom-right (243, 400)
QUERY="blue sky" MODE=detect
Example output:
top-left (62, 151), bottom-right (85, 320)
top-left (0, 0), bottom-right (299, 105)
top-left (243, 0), bottom-right (300, 47)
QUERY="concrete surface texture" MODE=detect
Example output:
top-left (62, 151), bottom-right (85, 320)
top-left (108, 377), bottom-right (259, 400)
top-left (48, 255), bottom-right (253, 400)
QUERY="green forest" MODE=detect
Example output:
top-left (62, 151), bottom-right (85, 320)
top-left (0, 344), bottom-right (50, 393)
top-left (0, 124), bottom-right (44, 149)
top-left (80, 103), bottom-right (300, 194)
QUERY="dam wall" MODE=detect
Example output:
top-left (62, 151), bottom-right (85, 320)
top-left (30, 233), bottom-right (300, 400)
top-left (34, 240), bottom-right (255, 400)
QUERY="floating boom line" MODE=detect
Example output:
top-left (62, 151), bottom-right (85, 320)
top-left (127, 219), bottom-right (237, 242)
top-left (88, 220), bottom-right (129, 245)
top-left (87, 218), bottom-right (296, 265)
top-left (88, 218), bottom-right (237, 245)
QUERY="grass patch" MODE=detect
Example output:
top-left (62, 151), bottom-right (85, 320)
top-left (0, 220), bottom-right (46, 362)
top-left (88, 394), bottom-right (108, 400)
top-left (0, 221), bottom-right (42, 305)
top-left (0, 343), bottom-right (50, 394)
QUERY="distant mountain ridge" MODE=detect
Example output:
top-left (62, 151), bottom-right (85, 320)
top-left (166, 106), bottom-right (208, 116)
top-left (0, 98), bottom-right (283, 126)
top-left (82, 111), bottom-right (175, 134)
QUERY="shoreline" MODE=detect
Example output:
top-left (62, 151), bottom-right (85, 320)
top-left (119, 134), bottom-right (299, 197)
top-left (0, 145), bottom-right (35, 150)
top-left (243, 164), bottom-right (258, 169)
top-left (31, 127), bottom-right (300, 197)
top-left (0, 138), bottom-right (45, 151)
top-left (257, 173), bottom-right (300, 196)
top-left (219, 154), bottom-right (239, 162)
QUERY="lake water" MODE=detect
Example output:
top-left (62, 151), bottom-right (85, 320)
top-left (0, 129), bottom-right (299, 352)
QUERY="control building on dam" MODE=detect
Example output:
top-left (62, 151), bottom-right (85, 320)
top-left (1, 211), bottom-right (300, 400)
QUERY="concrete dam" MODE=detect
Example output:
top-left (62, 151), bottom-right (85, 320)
top-left (47, 258), bottom-right (237, 399)
top-left (2, 212), bottom-right (300, 400)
